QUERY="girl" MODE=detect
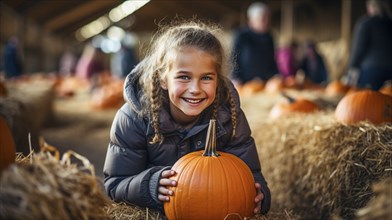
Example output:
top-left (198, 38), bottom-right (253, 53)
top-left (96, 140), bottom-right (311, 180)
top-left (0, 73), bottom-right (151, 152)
top-left (103, 20), bottom-right (271, 215)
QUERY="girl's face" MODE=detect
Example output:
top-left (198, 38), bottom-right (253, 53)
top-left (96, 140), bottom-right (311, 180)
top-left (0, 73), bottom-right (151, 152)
top-left (163, 47), bottom-right (217, 126)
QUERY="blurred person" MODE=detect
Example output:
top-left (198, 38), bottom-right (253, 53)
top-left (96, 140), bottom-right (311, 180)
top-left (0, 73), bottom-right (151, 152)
top-left (3, 36), bottom-right (23, 79)
top-left (347, 0), bottom-right (392, 90)
top-left (231, 2), bottom-right (278, 87)
top-left (75, 43), bottom-right (108, 90)
top-left (275, 40), bottom-right (299, 80)
top-left (110, 33), bottom-right (139, 79)
top-left (299, 40), bottom-right (328, 85)
top-left (59, 47), bottom-right (77, 77)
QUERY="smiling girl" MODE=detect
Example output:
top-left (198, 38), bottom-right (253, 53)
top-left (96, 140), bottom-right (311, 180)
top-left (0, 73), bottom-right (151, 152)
top-left (103, 20), bottom-right (271, 216)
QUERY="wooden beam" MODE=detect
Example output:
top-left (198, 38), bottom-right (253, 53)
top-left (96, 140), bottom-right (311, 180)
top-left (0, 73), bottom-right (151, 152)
top-left (341, 0), bottom-right (351, 42)
top-left (44, 0), bottom-right (121, 31)
top-left (281, 0), bottom-right (294, 43)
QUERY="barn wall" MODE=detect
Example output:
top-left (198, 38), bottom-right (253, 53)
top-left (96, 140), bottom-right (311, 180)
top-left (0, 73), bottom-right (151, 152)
top-left (1, 4), bottom-right (71, 74)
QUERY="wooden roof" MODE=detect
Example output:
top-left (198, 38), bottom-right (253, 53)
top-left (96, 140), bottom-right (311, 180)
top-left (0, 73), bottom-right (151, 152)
top-left (1, 0), bottom-right (283, 40)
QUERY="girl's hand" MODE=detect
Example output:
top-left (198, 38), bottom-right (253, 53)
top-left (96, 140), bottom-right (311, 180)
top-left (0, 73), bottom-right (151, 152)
top-left (158, 170), bottom-right (177, 202)
top-left (254, 183), bottom-right (264, 214)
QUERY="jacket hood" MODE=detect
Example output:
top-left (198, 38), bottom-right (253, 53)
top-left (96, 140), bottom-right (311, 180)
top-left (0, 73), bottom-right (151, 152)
top-left (123, 63), bottom-right (144, 114)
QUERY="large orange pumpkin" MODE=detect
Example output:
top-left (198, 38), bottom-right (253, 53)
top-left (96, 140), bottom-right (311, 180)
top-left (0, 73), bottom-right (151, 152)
top-left (335, 90), bottom-right (392, 124)
top-left (0, 116), bottom-right (16, 173)
top-left (164, 120), bottom-right (256, 220)
top-left (269, 92), bottom-right (320, 119)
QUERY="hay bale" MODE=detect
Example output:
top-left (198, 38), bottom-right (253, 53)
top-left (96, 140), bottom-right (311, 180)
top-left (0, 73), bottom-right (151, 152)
top-left (0, 151), bottom-right (111, 220)
top-left (105, 202), bottom-right (299, 220)
top-left (0, 80), bottom-right (55, 154)
top-left (355, 177), bottom-right (392, 220)
top-left (251, 111), bottom-right (391, 219)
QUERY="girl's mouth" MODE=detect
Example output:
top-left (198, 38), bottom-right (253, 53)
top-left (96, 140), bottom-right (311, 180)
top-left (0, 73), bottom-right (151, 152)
top-left (183, 98), bottom-right (205, 104)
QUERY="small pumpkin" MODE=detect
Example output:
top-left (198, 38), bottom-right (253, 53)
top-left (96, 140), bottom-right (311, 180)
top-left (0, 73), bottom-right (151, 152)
top-left (325, 80), bottom-right (351, 97)
top-left (90, 80), bottom-right (124, 109)
top-left (239, 79), bottom-right (265, 97)
top-left (265, 75), bottom-right (285, 93)
top-left (0, 81), bottom-right (7, 97)
top-left (379, 82), bottom-right (392, 96)
top-left (164, 120), bottom-right (256, 220)
top-left (335, 89), bottom-right (392, 124)
top-left (0, 116), bottom-right (16, 173)
top-left (269, 92), bottom-right (320, 119)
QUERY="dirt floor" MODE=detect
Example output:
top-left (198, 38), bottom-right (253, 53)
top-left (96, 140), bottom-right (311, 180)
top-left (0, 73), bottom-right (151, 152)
top-left (41, 91), bottom-right (118, 178)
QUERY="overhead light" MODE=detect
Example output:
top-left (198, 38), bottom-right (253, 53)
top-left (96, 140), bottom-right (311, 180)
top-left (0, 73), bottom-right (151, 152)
top-left (75, 0), bottom-right (150, 41)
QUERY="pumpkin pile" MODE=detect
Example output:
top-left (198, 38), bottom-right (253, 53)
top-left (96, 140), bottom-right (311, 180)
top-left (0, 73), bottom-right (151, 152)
top-left (164, 120), bottom-right (256, 220)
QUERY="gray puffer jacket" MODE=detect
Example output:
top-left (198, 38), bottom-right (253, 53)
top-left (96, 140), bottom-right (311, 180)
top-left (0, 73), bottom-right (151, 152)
top-left (103, 67), bottom-right (271, 214)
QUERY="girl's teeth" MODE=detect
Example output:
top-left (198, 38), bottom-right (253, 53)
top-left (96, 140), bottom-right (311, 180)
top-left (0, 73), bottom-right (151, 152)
top-left (185, 98), bottom-right (202, 103)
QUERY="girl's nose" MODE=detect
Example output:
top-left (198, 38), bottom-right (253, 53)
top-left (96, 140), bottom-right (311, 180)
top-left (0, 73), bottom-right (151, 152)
top-left (189, 80), bottom-right (201, 94)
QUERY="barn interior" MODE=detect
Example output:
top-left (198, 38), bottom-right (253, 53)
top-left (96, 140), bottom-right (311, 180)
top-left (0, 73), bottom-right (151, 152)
top-left (0, 0), bottom-right (391, 220)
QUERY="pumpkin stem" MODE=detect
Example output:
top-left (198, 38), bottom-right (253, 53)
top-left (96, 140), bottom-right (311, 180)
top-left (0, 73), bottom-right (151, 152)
top-left (202, 119), bottom-right (220, 157)
top-left (280, 91), bottom-right (295, 103)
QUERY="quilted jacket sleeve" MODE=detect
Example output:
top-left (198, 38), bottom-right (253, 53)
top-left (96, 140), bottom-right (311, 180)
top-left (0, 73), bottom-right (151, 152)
top-left (103, 105), bottom-right (167, 210)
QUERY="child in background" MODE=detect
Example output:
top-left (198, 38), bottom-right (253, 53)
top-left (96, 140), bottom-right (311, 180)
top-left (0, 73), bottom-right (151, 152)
top-left (103, 20), bottom-right (271, 215)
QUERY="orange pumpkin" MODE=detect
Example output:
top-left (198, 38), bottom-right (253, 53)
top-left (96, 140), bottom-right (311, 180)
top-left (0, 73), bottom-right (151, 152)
top-left (90, 80), bottom-right (124, 109)
top-left (265, 75), bottom-right (285, 93)
top-left (0, 116), bottom-right (16, 173)
top-left (239, 79), bottom-right (265, 97)
top-left (0, 81), bottom-right (7, 97)
top-left (379, 82), bottom-right (392, 96)
top-left (325, 80), bottom-right (350, 97)
top-left (269, 92), bottom-right (320, 119)
top-left (335, 89), bottom-right (392, 124)
top-left (164, 120), bottom-right (255, 220)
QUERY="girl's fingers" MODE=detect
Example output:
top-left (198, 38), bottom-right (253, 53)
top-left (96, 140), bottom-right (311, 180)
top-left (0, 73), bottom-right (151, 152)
top-left (158, 186), bottom-right (173, 196)
top-left (158, 194), bottom-right (170, 202)
top-left (159, 178), bottom-right (177, 186)
top-left (161, 170), bottom-right (176, 178)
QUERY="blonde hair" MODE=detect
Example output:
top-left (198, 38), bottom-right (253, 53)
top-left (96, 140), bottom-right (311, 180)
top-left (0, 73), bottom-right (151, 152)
top-left (136, 20), bottom-right (237, 144)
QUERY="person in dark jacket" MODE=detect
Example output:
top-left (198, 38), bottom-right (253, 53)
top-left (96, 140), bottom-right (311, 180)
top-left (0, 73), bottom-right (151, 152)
top-left (300, 41), bottom-right (328, 85)
top-left (231, 2), bottom-right (278, 87)
top-left (348, 0), bottom-right (392, 90)
top-left (3, 37), bottom-right (23, 79)
top-left (103, 20), bottom-right (271, 215)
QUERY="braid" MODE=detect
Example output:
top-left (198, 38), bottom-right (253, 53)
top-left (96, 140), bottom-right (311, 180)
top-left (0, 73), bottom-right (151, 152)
top-left (150, 71), bottom-right (163, 144)
top-left (228, 92), bottom-right (237, 137)
top-left (212, 95), bottom-right (219, 120)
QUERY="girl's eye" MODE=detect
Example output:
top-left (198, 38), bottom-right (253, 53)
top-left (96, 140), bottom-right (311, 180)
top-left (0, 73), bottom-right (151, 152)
top-left (201, 76), bottom-right (213, 80)
top-left (177, 75), bottom-right (190, 80)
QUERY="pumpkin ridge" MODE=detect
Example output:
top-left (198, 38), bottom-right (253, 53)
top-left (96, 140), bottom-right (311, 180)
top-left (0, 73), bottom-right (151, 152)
top-left (222, 153), bottom-right (255, 217)
top-left (181, 155), bottom-right (203, 219)
top-left (216, 153), bottom-right (230, 216)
